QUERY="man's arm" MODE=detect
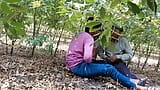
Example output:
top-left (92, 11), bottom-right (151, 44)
top-left (83, 38), bottom-right (94, 63)
top-left (116, 38), bottom-right (133, 62)
top-left (96, 41), bottom-right (108, 59)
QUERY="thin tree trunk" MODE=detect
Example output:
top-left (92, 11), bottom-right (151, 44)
top-left (36, 17), bottom-right (42, 35)
top-left (133, 43), bottom-right (140, 57)
top-left (155, 50), bottom-right (160, 71)
top-left (142, 42), bottom-right (153, 70)
top-left (10, 40), bottom-right (16, 56)
top-left (53, 24), bottom-right (65, 56)
top-left (5, 30), bottom-right (8, 54)
top-left (127, 43), bottom-right (140, 66)
top-left (31, 8), bottom-right (37, 57)
top-left (137, 44), bottom-right (142, 68)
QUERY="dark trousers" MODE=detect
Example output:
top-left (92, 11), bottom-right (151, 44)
top-left (92, 60), bottom-right (138, 79)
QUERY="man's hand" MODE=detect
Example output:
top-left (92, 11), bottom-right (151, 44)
top-left (110, 55), bottom-right (117, 62)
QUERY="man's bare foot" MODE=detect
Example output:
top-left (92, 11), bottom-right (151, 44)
top-left (136, 85), bottom-right (147, 90)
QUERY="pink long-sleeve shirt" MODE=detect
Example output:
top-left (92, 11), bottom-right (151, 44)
top-left (66, 32), bottom-right (94, 69)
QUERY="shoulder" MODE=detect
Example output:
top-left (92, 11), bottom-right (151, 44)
top-left (120, 37), bottom-right (127, 41)
top-left (80, 32), bottom-right (93, 41)
top-left (119, 37), bottom-right (129, 42)
top-left (80, 32), bottom-right (91, 37)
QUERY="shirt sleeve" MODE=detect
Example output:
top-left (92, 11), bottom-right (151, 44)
top-left (83, 37), bottom-right (94, 63)
top-left (116, 38), bottom-right (133, 61)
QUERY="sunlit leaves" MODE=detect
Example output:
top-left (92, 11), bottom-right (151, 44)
top-left (69, 11), bottom-right (82, 21)
top-left (4, 0), bottom-right (21, 3)
top-left (56, 5), bottom-right (70, 14)
top-left (1, 2), bottom-right (12, 14)
top-left (86, 0), bottom-right (95, 3)
top-left (86, 21), bottom-right (101, 28)
top-left (100, 7), bottom-right (106, 18)
top-left (5, 22), bottom-right (26, 40)
top-left (110, 0), bottom-right (120, 8)
top-left (127, 1), bottom-right (141, 14)
top-left (12, 22), bottom-right (26, 37)
top-left (9, 4), bottom-right (27, 12)
top-left (131, 29), bottom-right (144, 35)
top-left (142, 0), bottom-right (147, 5)
top-left (100, 30), bottom-right (114, 50)
top-left (100, 35), bottom-right (107, 47)
top-left (32, 1), bottom-right (41, 8)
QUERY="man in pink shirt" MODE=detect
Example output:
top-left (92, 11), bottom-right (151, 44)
top-left (66, 17), bottom-right (146, 90)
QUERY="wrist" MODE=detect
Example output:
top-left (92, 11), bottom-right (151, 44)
top-left (116, 55), bottom-right (121, 59)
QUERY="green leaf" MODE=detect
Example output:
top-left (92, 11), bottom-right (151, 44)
top-left (1, 2), bottom-right (12, 14)
top-left (100, 35), bottom-right (107, 47)
top-left (56, 9), bottom-right (70, 14)
top-left (147, 0), bottom-right (157, 14)
top-left (6, 27), bottom-right (19, 39)
top-left (100, 7), bottom-right (106, 18)
top-left (4, 0), bottom-right (21, 3)
top-left (142, 0), bottom-right (147, 5)
top-left (127, 1), bottom-right (141, 14)
top-left (86, 0), bottom-right (95, 3)
top-left (9, 4), bottom-right (27, 12)
top-left (131, 29), bottom-right (144, 35)
top-left (85, 12), bottom-right (93, 17)
top-left (75, 11), bottom-right (82, 18)
top-left (86, 21), bottom-right (101, 28)
top-left (138, 12), bottom-right (144, 19)
top-left (15, 26), bottom-right (26, 37)
top-left (69, 11), bottom-right (82, 20)
top-left (110, 0), bottom-right (120, 8)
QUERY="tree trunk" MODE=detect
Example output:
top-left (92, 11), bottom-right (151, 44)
top-left (53, 24), bottom-right (65, 56)
top-left (127, 43), bottom-right (140, 66)
top-left (5, 30), bottom-right (8, 54)
top-left (10, 40), bottom-right (16, 56)
top-left (36, 17), bottom-right (42, 35)
top-left (31, 8), bottom-right (37, 57)
top-left (137, 44), bottom-right (142, 68)
top-left (155, 50), bottom-right (160, 71)
top-left (141, 42), bottom-right (152, 70)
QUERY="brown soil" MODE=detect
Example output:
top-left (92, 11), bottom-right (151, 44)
top-left (0, 45), bottom-right (160, 90)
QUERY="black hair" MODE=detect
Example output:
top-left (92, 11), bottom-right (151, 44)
top-left (112, 25), bottom-right (123, 32)
top-left (85, 27), bottom-right (90, 33)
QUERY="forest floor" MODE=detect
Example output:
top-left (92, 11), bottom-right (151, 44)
top-left (0, 44), bottom-right (160, 90)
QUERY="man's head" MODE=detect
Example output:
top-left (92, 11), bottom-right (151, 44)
top-left (111, 25), bottom-right (123, 41)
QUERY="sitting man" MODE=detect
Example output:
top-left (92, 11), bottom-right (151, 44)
top-left (66, 17), bottom-right (147, 89)
top-left (95, 25), bottom-right (146, 85)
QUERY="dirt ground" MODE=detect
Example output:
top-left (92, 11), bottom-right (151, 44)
top-left (0, 45), bottom-right (160, 90)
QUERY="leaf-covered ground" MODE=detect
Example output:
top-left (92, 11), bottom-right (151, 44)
top-left (0, 45), bottom-right (160, 90)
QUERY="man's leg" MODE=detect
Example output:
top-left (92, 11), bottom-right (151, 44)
top-left (71, 61), bottom-right (136, 88)
top-left (112, 61), bottom-right (138, 79)
top-left (92, 60), bottom-right (138, 79)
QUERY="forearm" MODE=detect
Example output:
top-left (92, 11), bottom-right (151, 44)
top-left (98, 53), bottom-right (108, 59)
top-left (116, 54), bottom-right (133, 61)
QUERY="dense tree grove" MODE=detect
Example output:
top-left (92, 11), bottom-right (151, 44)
top-left (0, 0), bottom-right (160, 70)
